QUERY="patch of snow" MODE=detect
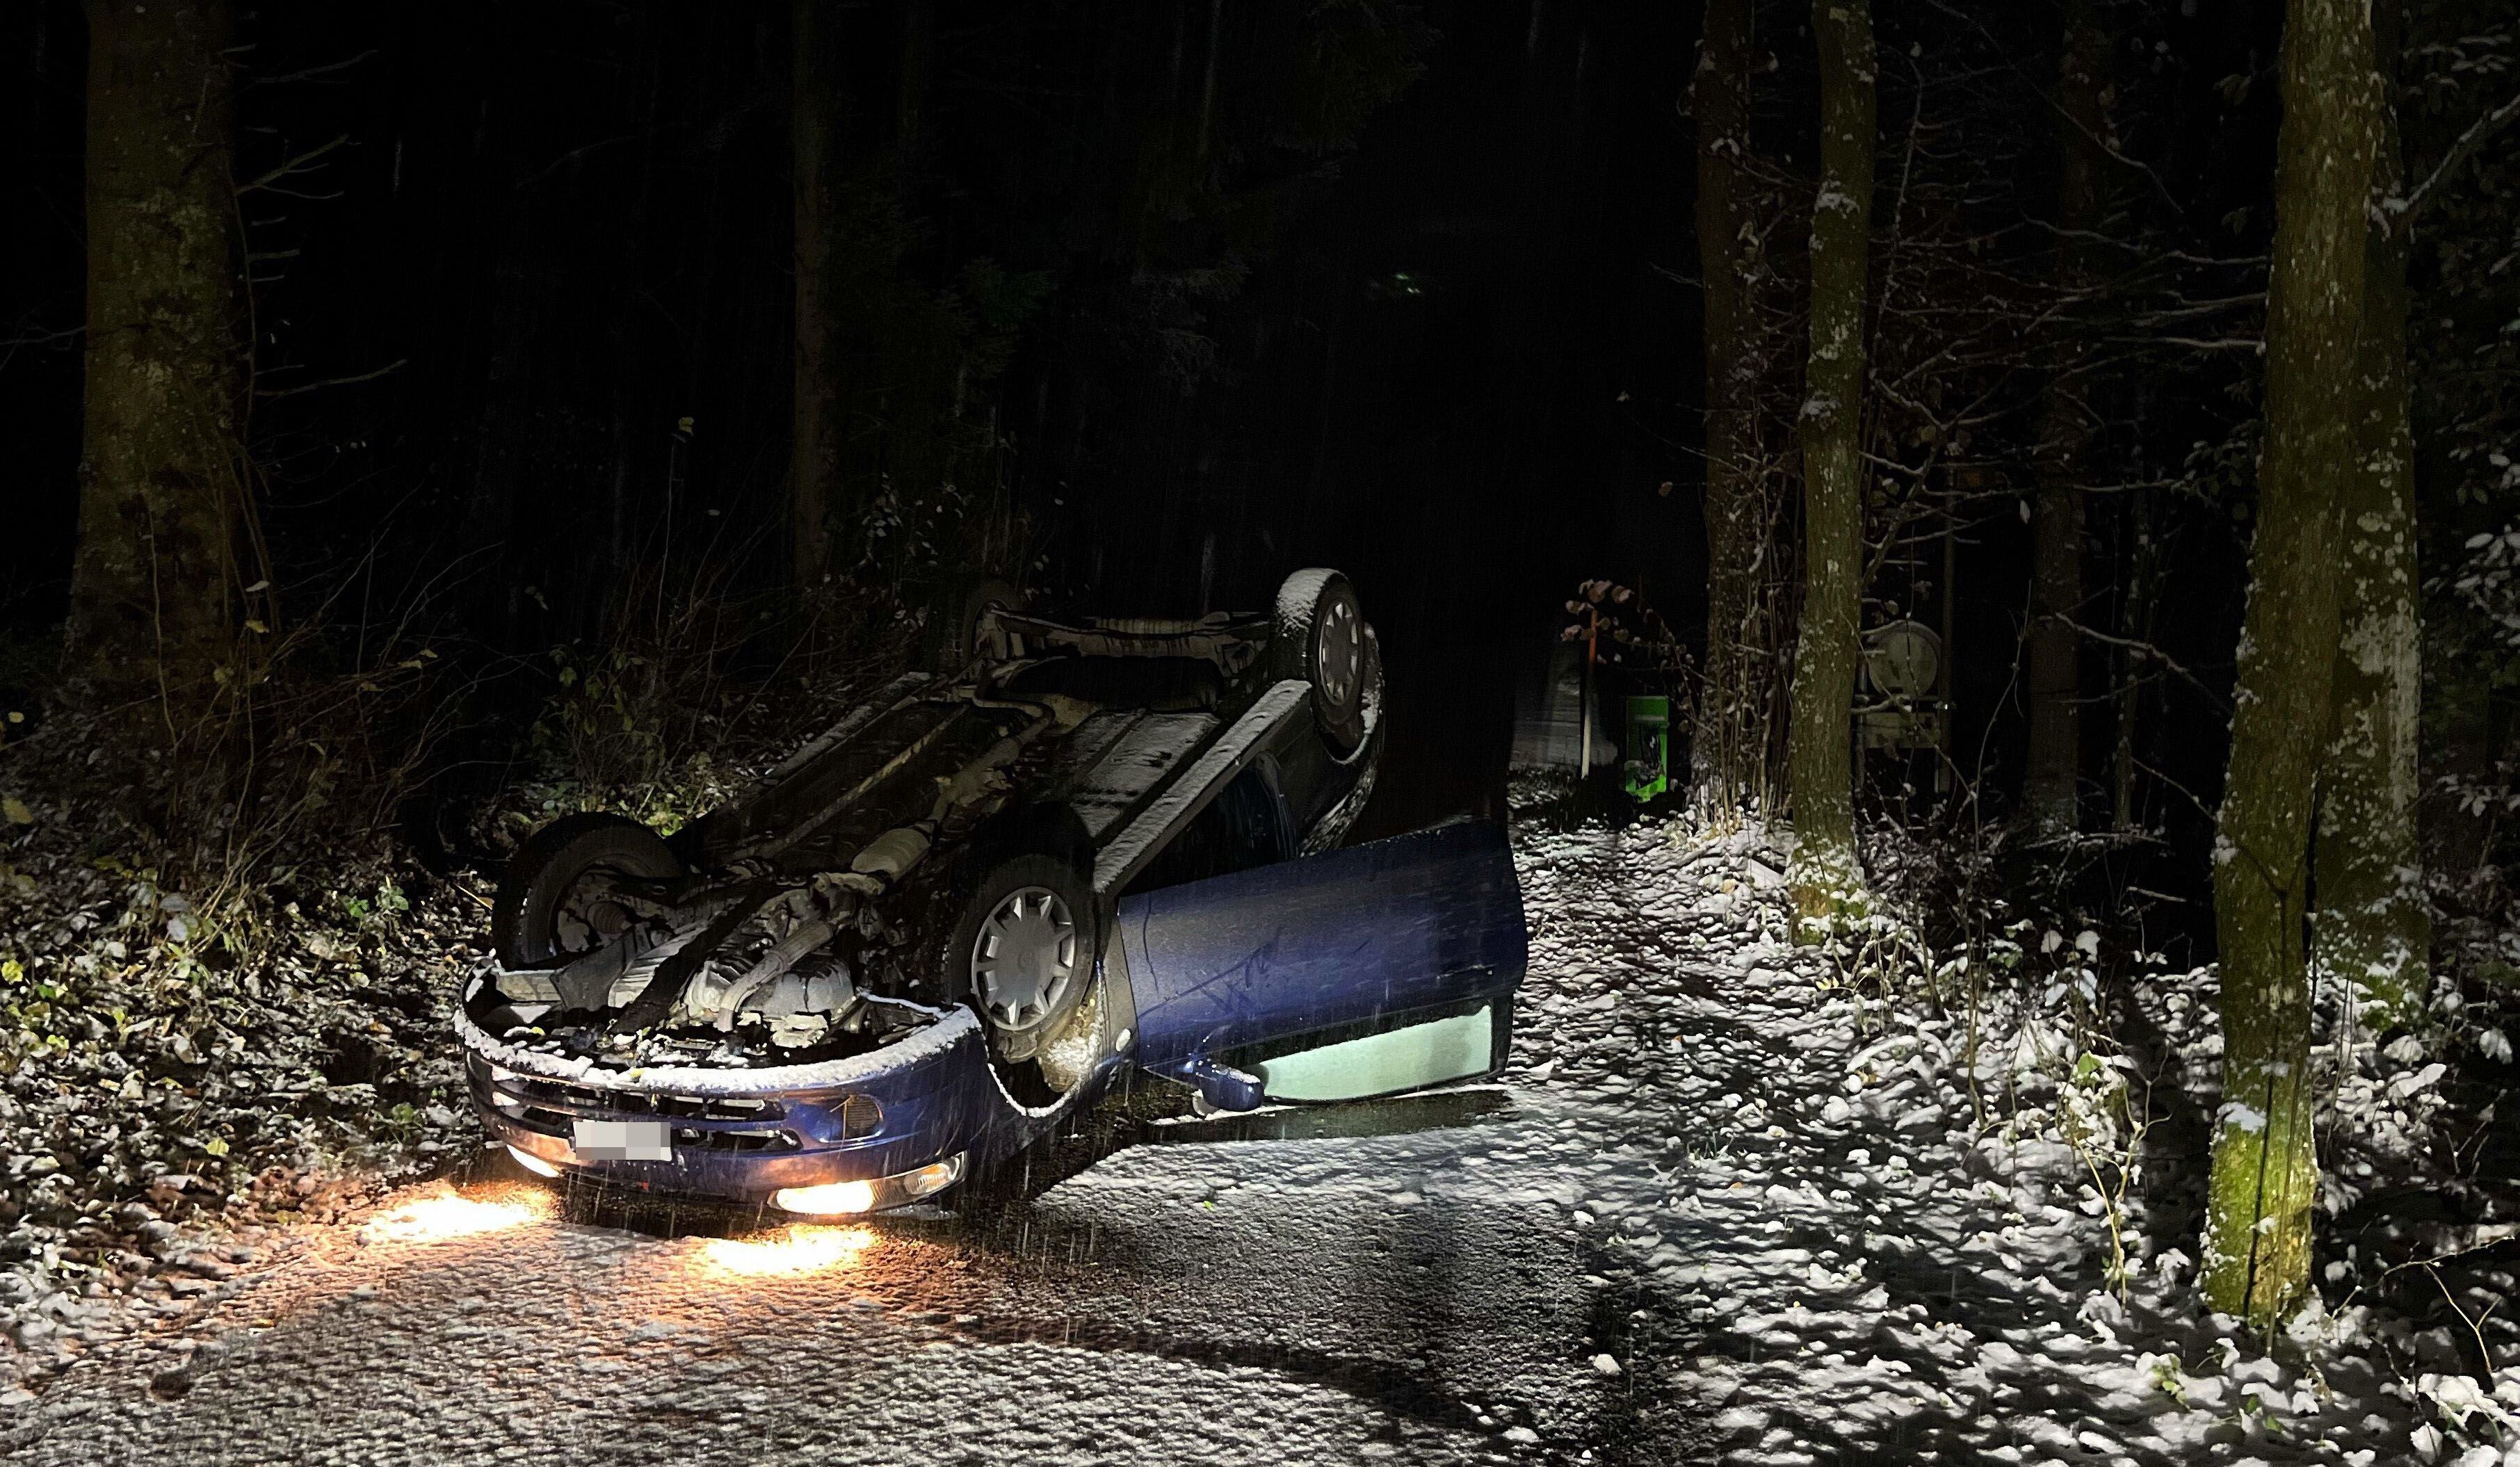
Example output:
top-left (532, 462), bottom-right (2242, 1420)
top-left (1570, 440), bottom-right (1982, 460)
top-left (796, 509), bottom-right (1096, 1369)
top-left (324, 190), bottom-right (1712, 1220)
top-left (454, 989), bottom-right (978, 1099)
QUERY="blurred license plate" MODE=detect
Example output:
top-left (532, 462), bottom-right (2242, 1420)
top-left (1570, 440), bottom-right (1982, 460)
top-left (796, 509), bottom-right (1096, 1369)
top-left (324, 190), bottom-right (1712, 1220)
top-left (572, 1118), bottom-right (672, 1161)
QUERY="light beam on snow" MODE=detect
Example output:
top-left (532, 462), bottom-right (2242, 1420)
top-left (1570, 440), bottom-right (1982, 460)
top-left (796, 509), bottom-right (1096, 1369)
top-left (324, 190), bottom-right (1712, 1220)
top-left (360, 1185), bottom-right (551, 1244)
top-left (696, 1224), bottom-right (876, 1276)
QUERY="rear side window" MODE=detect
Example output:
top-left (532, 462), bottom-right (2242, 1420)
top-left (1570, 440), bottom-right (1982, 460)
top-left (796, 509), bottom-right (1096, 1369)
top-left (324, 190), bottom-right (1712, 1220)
top-left (1123, 762), bottom-right (1292, 895)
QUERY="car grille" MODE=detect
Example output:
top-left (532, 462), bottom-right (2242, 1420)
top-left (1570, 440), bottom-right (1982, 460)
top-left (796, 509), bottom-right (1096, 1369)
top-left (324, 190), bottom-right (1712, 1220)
top-left (469, 1055), bottom-right (875, 1149)
top-left (672, 1126), bottom-right (802, 1153)
top-left (491, 1099), bottom-right (804, 1153)
top-left (483, 1067), bottom-right (786, 1122)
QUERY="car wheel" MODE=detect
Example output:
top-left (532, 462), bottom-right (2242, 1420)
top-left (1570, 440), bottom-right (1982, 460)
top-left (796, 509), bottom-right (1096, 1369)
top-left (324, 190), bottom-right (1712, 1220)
top-left (1270, 572), bottom-right (1371, 751)
top-left (927, 574), bottom-right (1026, 672)
top-left (492, 813), bottom-right (685, 968)
top-left (945, 853), bottom-right (1098, 1071)
top-left (1273, 569), bottom-right (1369, 752)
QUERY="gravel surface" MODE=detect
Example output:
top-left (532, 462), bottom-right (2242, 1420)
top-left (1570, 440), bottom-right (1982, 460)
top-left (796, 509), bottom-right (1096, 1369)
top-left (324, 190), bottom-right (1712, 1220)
top-left (0, 820), bottom-right (1706, 1466)
top-left (5, 809), bottom-right (2509, 1465)
top-left (1, 1185), bottom-right (1555, 1466)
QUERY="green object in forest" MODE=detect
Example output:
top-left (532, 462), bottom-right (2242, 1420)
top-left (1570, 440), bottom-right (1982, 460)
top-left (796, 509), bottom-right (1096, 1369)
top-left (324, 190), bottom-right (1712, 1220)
top-left (1622, 696), bottom-right (1671, 801)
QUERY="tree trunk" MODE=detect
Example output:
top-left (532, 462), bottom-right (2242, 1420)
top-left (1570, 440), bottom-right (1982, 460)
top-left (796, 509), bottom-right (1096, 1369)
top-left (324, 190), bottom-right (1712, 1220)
top-left (68, 0), bottom-right (245, 707)
top-left (1786, 0), bottom-right (1874, 926)
top-left (2024, 0), bottom-right (2111, 832)
top-left (2313, 0), bottom-right (2428, 1039)
top-left (896, 0), bottom-right (934, 165)
top-left (1692, 0), bottom-right (1768, 818)
top-left (791, 0), bottom-right (839, 587)
top-left (2205, 0), bottom-right (2375, 1334)
top-left (2113, 485), bottom-right (2157, 831)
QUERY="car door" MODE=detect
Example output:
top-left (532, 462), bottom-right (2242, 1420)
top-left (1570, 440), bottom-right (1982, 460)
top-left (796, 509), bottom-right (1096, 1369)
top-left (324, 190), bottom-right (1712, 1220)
top-left (1115, 820), bottom-right (1527, 1111)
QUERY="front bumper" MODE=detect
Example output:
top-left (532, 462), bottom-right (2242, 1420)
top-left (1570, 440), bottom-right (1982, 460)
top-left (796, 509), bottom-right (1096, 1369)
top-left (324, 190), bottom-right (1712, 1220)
top-left (461, 1000), bottom-right (1042, 1205)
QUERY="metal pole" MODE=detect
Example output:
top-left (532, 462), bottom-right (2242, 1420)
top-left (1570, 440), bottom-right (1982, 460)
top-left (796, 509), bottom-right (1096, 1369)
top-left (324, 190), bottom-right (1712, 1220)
top-left (1579, 611), bottom-right (1597, 779)
top-left (1937, 518), bottom-right (1956, 794)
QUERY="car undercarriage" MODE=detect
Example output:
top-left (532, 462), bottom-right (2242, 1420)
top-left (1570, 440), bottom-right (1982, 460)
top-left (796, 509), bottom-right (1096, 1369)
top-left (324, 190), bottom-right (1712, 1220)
top-left (462, 569), bottom-right (1387, 1110)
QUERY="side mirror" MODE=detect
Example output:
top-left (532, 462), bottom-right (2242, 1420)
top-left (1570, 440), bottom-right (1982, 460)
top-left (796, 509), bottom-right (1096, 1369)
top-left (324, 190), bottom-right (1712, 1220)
top-left (1178, 1054), bottom-right (1265, 1113)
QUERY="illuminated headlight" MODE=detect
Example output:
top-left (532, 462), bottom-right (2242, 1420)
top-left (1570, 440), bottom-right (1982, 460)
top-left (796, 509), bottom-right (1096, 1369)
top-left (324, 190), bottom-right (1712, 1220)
top-left (506, 1144), bottom-right (562, 1179)
top-left (774, 1179), bottom-right (877, 1216)
top-left (773, 1154), bottom-right (966, 1217)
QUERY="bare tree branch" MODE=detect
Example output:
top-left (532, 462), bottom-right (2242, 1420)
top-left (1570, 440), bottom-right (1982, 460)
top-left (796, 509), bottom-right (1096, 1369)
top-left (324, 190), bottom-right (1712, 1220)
top-left (2055, 614), bottom-right (2227, 711)
top-left (2113, 335), bottom-right (2262, 354)
top-left (2391, 86), bottom-right (2520, 226)
top-left (253, 358), bottom-right (408, 398)
top-left (236, 133), bottom-right (350, 195)
top-left (254, 51), bottom-right (377, 86)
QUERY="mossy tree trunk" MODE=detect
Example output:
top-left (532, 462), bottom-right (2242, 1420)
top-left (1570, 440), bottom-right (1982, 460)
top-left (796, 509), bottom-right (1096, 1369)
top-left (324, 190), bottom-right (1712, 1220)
top-left (1693, 0), bottom-right (1770, 818)
top-left (2206, 0), bottom-right (2375, 1334)
top-left (2314, 0), bottom-right (2428, 1039)
top-left (2024, 0), bottom-right (2111, 834)
top-left (1785, 0), bottom-right (1874, 926)
top-left (791, 0), bottom-right (840, 587)
top-left (68, 0), bottom-right (245, 711)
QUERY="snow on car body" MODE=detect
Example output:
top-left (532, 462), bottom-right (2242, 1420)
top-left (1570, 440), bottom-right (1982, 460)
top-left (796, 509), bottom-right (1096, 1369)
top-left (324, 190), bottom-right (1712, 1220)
top-left (459, 572), bottom-right (1528, 1215)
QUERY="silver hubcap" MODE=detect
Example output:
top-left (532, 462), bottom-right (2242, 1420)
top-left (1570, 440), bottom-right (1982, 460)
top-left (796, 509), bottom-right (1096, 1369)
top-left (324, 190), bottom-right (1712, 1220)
top-left (971, 887), bottom-right (1077, 1032)
top-left (1314, 596), bottom-right (1362, 711)
top-left (554, 872), bottom-right (631, 954)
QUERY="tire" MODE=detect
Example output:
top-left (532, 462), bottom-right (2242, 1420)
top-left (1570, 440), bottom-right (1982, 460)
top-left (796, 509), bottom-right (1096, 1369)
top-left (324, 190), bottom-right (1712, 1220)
top-left (1271, 569), bottom-right (1368, 752)
top-left (926, 574), bottom-right (1026, 672)
top-left (942, 852), bottom-right (1099, 1070)
top-left (492, 813), bottom-right (685, 968)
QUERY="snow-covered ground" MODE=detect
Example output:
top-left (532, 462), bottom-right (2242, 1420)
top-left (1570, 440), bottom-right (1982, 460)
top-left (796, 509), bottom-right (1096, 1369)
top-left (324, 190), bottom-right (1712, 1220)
top-left (1507, 814), bottom-right (2511, 1466)
top-left (3, 809), bottom-right (2512, 1464)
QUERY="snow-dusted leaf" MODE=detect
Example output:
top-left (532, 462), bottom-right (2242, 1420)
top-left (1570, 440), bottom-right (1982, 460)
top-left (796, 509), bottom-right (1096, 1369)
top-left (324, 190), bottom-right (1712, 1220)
top-left (2389, 1062), bottom-right (2448, 1100)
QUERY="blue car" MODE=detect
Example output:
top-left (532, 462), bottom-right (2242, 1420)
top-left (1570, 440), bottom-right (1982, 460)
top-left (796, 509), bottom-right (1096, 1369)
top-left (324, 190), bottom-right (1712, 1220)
top-left (460, 571), bottom-right (1528, 1215)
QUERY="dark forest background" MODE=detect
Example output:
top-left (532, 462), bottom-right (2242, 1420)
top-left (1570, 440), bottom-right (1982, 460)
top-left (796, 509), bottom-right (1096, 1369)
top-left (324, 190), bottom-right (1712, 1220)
top-left (4, 0), bottom-right (1698, 838)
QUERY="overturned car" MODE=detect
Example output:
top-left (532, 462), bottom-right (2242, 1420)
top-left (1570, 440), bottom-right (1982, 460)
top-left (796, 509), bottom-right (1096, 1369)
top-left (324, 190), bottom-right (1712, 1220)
top-left (460, 569), bottom-right (1528, 1217)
